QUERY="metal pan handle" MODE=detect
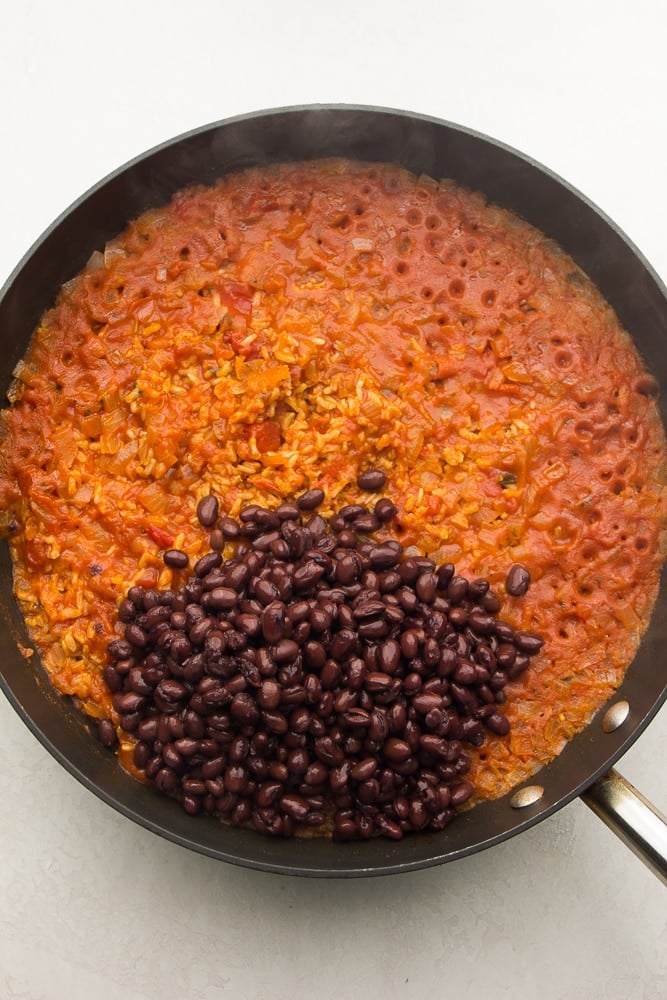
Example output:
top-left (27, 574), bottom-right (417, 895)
top-left (581, 769), bottom-right (667, 885)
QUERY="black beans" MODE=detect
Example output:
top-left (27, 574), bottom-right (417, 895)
top-left (194, 551), bottom-right (222, 578)
top-left (104, 488), bottom-right (544, 842)
top-left (369, 545), bottom-right (400, 570)
top-left (486, 712), bottom-right (511, 736)
top-left (357, 468), bottom-right (387, 492)
top-left (108, 638), bottom-right (133, 659)
top-left (197, 494), bottom-right (220, 528)
top-left (514, 631), bottom-right (544, 654)
top-left (163, 548), bottom-right (189, 570)
top-left (506, 563), bottom-right (531, 597)
top-left (296, 488), bottom-right (325, 511)
top-left (96, 718), bottom-right (118, 749)
top-left (374, 497), bottom-right (398, 522)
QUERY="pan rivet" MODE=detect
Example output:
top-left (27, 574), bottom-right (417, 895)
top-left (601, 699), bottom-right (630, 733)
top-left (509, 785), bottom-right (544, 809)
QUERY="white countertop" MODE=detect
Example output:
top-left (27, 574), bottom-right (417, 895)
top-left (1, 2), bottom-right (665, 998)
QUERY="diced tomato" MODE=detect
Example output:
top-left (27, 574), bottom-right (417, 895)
top-left (219, 282), bottom-right (255, 317)
top-left (146, 523), bottom-right (173, 548)
top-left (254, 419), bottom-right (282, 453)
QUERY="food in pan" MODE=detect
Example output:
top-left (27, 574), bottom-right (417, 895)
top-left (0, 158), bottom-right (664, 838)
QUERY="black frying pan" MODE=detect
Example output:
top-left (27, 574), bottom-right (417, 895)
top-left (1, 105), bottom-right (665, 878)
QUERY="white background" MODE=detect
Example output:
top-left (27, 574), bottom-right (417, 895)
top-left (1, 2), bottom-right (666, 998)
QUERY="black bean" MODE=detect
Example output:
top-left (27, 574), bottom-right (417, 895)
top-left (352, 599), bottom-right (385, 620)
top-left (335, 554), bottom-right (360, 586)
top-left (375, 639), bottom-right (399, 675)
top-left (368, 544), bottom-right (400, 569)
top-left (314, 736), bottom-right (344, 766)
top-left (374, 498), bottom-right (398, 522)
top-left (188, 616), bottom-right (215, 646)
top-left (357, 468), bottom-right (387, 492)
top-left (461, 718), bottom-right (484, 745)
top-left (261, 601), bottom-right (287, 642)
top-left (318, 659), bottom-right (341, 690)
top-left (359, 618), bottom-right (390, 640)
top-left (255, 781), bottom-right (282, 807)
top-left (453, 660), bottom-right (476, 685)
top-left (436, 646), bottom-right (457, 677)
top-left (164, 548), bottom-right (189, 569)
top-left (293, 561), bottom-right (325, 590)
top-left (97, 719), bottom-right (118, 749)
top-left (145, 605), bottom-right (172, 629)
top-left (235, 613), bottom-right (261, 639)
top-left (486, 712), bottom-right (511, 736)
top-left (112, 691), bottom-right (146, 714)
top-left (273, 638), bottom-right (300, 664)
top-left (196, 494), bottom-right (219, 528)
top-left (182, 795), bottom-right (202, 816)
top-left (102, 665), bottom-right (123, 693)
top-left (506, 563), bottom-right (531, 597)
top-left (514, 631), bottom-right (544, 655)
top-left (225, 764), bottom-right (249, 793)
top-left (194, 551), bottom-right (223, 577)
top-left (507, 654), bottom-right (530, 680)
top-left (394, 590), bottom-right (416, 617)
top-left (142, 589), bottom-right (161, 610)
top-left (218, 516), bottom-right (240, 539)
top-left (229, 693), bottom-right (259, 726)
top-left (357, 779), bottom-right (381, 805)
top-left (296, 488), bottom-right (325, 511)
top-left (447, 576), bottom-right (469, 603)
top-left (412, 692), bottom-right (443, 715)
top-left (205, 588), bottom-right (235, 613)
top-left (275, 502), bottom-right (300, 520)
top-left (449, 684), bottom-right (478, 713)
top-left (155, 768), bottom-right (178, 794)
top-left (338, 708), bottom-right (370, 730)
top-left (156, 679), bottom-right (188, 702)
top-left (127, 667), bottom-right (153, 696)
top-left (126, 586), bottom-right (145, 609)
top-left (383, 737), bottom-right (412, 763)
top-left (254, 530), bottom-right (282, 553)
top-left (108, 638), bottom-right (133, 660)
top-left (118, 599), bottom-right (136, 623)
top-left (448, 607), bottom-right (468, 628)
top-left (468, 609), bottom-right (496, 635)
top-left (450, 781), bottom-right (474, 807)
top-left (353, 513), bottom-right (380, 534)
top-left (303, 761), bottom-right (328, 787)
top-left (209, 529), bottom-right (226, 550)
top-left (350, 757), bottom-right (378, 782)
top-left (336, 528), bottom-right (357, 548)
top-left (170, 634), bottom-right (192, 663)
top-left (482, 590), bottom-right (502, 614)
top-left (374, 814), bottom-right (403, 840)
top-left (415, 572), bottom-right (438, 604)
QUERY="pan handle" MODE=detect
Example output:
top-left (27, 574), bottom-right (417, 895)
top-left (581, 768), bottom-right (667, 885)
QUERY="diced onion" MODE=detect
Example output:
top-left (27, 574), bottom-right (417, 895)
top-left (85, 250), bottom-right (105, 272)
top-left (104, 242), bottom-right (127, 267)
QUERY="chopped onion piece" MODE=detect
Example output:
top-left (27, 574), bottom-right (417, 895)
top-left (104, 242), bottom-right (127, 267)
top-left (85, 250), bottom-right (105, 272)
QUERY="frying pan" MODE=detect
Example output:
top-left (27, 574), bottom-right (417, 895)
top-left (1, 105), bottom-right (665, 879)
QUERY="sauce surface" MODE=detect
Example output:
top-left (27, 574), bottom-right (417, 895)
top-left (1, 158), bottom-right (665, 801)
